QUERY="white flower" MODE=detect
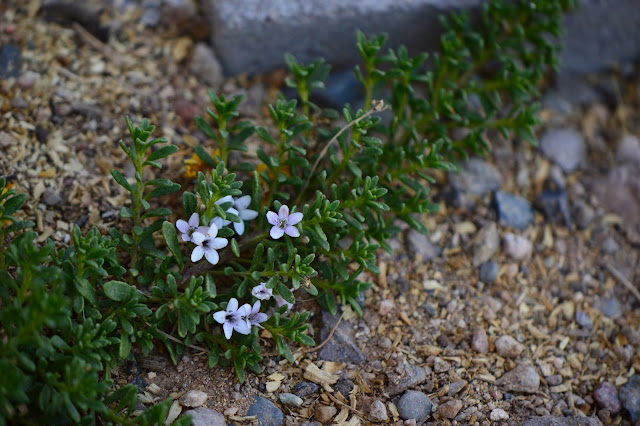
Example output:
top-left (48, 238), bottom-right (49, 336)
top-left (266, 204), bottom-right (303, 239)
top-left (242, 301), bottom-right (268, 328)
top-left (190, 224), bottom-right (228, 265)
top-left (213, 298), bottom-right (251, 339)
top-left (176, 212), bottom-right (206, 242)
top-left (251, 283), bottom-right (273, 300)
top-left (274, 295), bottom-right (294, 313)
top-left (232, 195), bottom-right (258, 236)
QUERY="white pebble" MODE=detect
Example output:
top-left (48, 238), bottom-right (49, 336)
top-left (490, 408), bottom-right (509, 420)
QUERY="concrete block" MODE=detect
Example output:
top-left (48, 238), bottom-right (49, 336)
top-left (203, 0), bottom-right (640, 77)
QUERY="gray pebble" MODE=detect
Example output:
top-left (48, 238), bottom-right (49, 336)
top-left (575, 311), bottom-right (593, 329)
top-left (593, 381), bottom-right (620, 413)
top-left (601, 237), bottom-right (619, 254)
top-left (0, 44), bottom-right (21, 79)
top-left (405, 229), bottom-right (441, 260)
top-left (43, 188), bottom-right (62, 206)
top-left (17, 71), bottom-right (39, 89)
top-left (317, 308), bottom-right (364, 364)
top-left (594, 297), bottom-right (622, 318)
top-left (292, 381), bottom-right (318, 398)
top-left (246, 396), bottom-right (283, 426)
top-left (448, 380), bottom-right (468, 396)
top-left (620, 374), bottom-right (640, 423)
top-left (179, 390), bottom-right (207, 408)
top-left (503, 233), bottom-right (533, 260)
top-left (523, 415), bottom-right (602, 426)
top-left (478, 261), bottom-right (499, 283)
top-left (546, 375), bottom-right (563, 386)
top-left (390, 363), bottom-right (427, 396)
top-left (422, 302), bottom-right (437, 317)
top-left (368, 399), bottom-right (388, 423)
top-left (279, 392), bottom-right (303, 408)
top-left (495, 335), bottom-right (525, 358)
top-left (471, 327), bottom-right (489, 355)
top-left (184, 407), bottom-right (226, 426)
top-left (496, 364), bottom-right (540, 393)
top-left (188, 43), bottom-right (224, 89)
top-left (449, 158), bottom-right (502, 197)
top-left (472, 222), bottom-right (499, 266)
top-left (494, 191), bottom-right (534, 230)
top-left (397, 391), bottom-right (432, 424)
top-left (540, 128), bottom-right (587, 172)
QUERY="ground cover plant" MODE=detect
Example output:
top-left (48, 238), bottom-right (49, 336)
top-left (0, 0), bottom-right (575, 423)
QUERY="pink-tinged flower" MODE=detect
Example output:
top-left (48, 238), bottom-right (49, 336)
top-left (233, 195), bottom-right (258, 236)
top-left (242, 301), bottom-right (268, 328)
top-left (274, 295), bottom-right (294, 313)
top-left (191, 225), bottom-right (228, 265)
top-left (251, 282), bottom-right (273, 300)
top-left (176, 212), bottom-right (207, 242)
top-left (213, 298), bottom-right (250, 339)
top-left (266, 204), bottom-right (303, 239)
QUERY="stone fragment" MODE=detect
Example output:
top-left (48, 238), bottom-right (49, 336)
top-left (179, 390), bottom-right (207, 408)
top-left (540, 128), bottom-right (586, 172)
top-left (575, 311), bottom-right (592, 329)
top-left (314, 405), bottom-right (337, 423)
top-left (522, 416), bottom-right (602, 426)
top-left (447, 380), bottom-right (467, 396)
top-left (438, 399), bottom-right (462, 419)
top-left (593, 381), bottom-right (620, 413)
top-left (494, 191), bottom-right (534, 230)
top-left (619, 374), bottom-right (640, 423)
top-left (546, 375), bottom-right (562, 386)
top-left (333, 378), bottom-right (355, 397)
top-left (279, 392), bottom-right (303, 407)
top-left (594, 297), bottom-right (622, 319)
top-left (496, 364), bottom-right (540, 394)
top-left (405, 229), bottom-right (442, 260)
top-left (188, 43), bottom-right (224, 89)
top-left (397, 391), bottom-right (432, 424)
top-left (433, 357), bottom-right (450, 373)
top-left (601, 237), bottom-right (619, 254)
top-left (490, 408), bottom-right (509, 421)
top-left (503, 233), bottom-right (532, 261)
top-left (17, 71), bottom-right (39, 89)
top-left (449, 158), bottom-right (502, 197)
top-left (0, 131), bottom-right (18, 148)
top-left (246, 396), bottom-right (284, 426)
top-left (472, 222), bottom-right (499, 267)
top-left (368, 399), bottom-right (388, 423)
top-left (43, 188), bottom-right (62, 206)
top-left (0, 44), bottom-right (22, 79)
top-left (478, 261), bottom-right (498, 283)
top-left (389, 363), bottom-right (427, 396)
top-left (317, 308), bottom-right (364, 364)
top-left (495, 335), bottom-right (525, 359)
top-left (184, 407), bottom-right (226, 426)
top-left (471, 327), bottom-right (489, 355)
top-left (535, 182), bottom-right (572, 227)
top-left (292, 381), bottom-right (318, 398)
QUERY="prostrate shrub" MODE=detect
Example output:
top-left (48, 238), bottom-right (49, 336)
top-left (0, 0), bottom-right (575, 423)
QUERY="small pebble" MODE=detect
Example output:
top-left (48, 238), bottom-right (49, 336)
top-left (448, 380), bottom-right (468, 396)
top-left (620, 375), bottom-right (640, 423)
top-left (540, 128), bottom-right (587, 172)
top-left (503, 233), bottom-right (533, 260)
top-left (42, 188), bottom-right (62, 206)
top-left (17, 71), bottom-right (39, 89)
top-left (494, 191), bottom-right (534, 230)
top-left (496, 364), bottom-right (540, 393)
top-left (601, 236), bottom-right (619, 254)
top-left (546, 375), bottom-right (563, 386)
top-left (490, 408), bottom-right (509, 421)
top-left (397, 391), bottom-right (432, 424)
top-left (422, 302), bottom-right (437, 317)
top-left (368, 399), bottom-right (388, 423)
top-left (575, 311), bottom-right (592, 329)
top-left (593, 382), bottom-right (620, 413)
top-left (594, 297), bottom-right (622, 318)
top-left (292, 381), bottom-right (318, 398)
top-left (405, 229), bottom-right (442, 260)
top-left (314, 405), bottom-right (337, 423)
top-left (246, 396), bottom-right (284, 426)
top-left (495, 335), bottom-right (525, 358)
top-left (379, 299), bottom-right (395, 315)
top-left (478, 261), bottom-right (499, 283)
top-left (279, 392), bottom-right (303, 407)
top-left (184, 407), bottom-right (226, 426)
top-left (433, 357), bottom-right (450, 373)
top-left (179, 390), bottom-right (207, 408)
top-left (471, 326), bottom-right (489, 355)
top-left (438, 399), bottom-right (463, 419)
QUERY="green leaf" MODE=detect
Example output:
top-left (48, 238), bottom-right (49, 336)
top-left (255, 126), bottom-right (276, 144)
top-left (2, 193), bottom-right (27, 215)
top-left (230, 238), bottom-right (240, 257)
top-left (162, 221), bottom-right (183, 269)
top-left (142, 207), bottom-right (172, 219)
top-left (103, 280), bottom-right (135, 302)
top-left (111, 169), bottom-right (133, 192)
top-left (193, 145), bottom-right (217, 168)
top-left (182, 192), bottom-right (198, 216)
top-left (75, 276), bottom-right (98, 306)
top-left (119, 332), bottom-right (132, 359)
top-left (120, 207), bottom-right (136, 218)
top-left (146, 145), bottom-right (178, 161)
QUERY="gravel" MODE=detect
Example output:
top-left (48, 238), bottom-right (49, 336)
top-left (183, 407), bottom-right (226, 426)
top-left (494, 335), bottom-right (525, 358)
top-left (438, 399), bottom-right (463, 419)
top-left (478, 260), bottom-right (499, 283)
top-left (593, 381), bottom-right (620, 413)
top-left (179, 390), bottom-right (207, 408)
top-left (619, 374), bottom-right (640, 423)
top-left (246, 396), bottom-right (284, 426)
top-left (540, 128), bottom-right (587, 172)
top-left (496, 364), bottom-right (540, 394)
top-left (471, 326), bottom-right (489, 354)
top-left (397, 391), bottom-right (432, 424)
top-left (368, 399), bottom-right (388, 422)
top-left (279, 392), bottom-right (303, 407)
top-left (494, 191), bottom-right (534, 230)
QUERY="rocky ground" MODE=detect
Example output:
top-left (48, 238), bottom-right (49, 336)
top-left (1, 1), bottom-right (640, 425)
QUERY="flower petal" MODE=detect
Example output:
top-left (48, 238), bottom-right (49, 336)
top-left (270, 226), bottom-right (285, 239)
top-left (213, 310), bottom-right (226, 324)
top-left (223, 322), bottom-right (233, 339)
top-left (204, 249), bottom-right (219, 265)
top-left (251, 312), bottom-right (268, 324)
top-left (284, 226), bottom-right (300, 238)
top-left (192, 232), bottom-right (206, 246)
top-left (234, 320), bottom-right (251, 335)
top-left (240, 209), bottom-right (258, 221)
top-left (288, 212), bottom-right (303, 225)
top-left (188, 212), bottom-right (200, 227)
top-left (239, 303), bottom-right (252, 317)
top-left (216, 195), bottom-right (234, 206)
top-left (212, 237), bottom-right (228, 249)
top-left (207, 224), bottom-right (218, 238)
top-left (266, 211), bottom-right (279, 225)
top-left (233, 220), bottom-right (245, 236)
top-left (235, 195), bottom-right (251, 210)
top-left (176, 219), bottom-right (189, 234)
top-left (191, 246), bottom-right (204, 262)
top-left (278, 204), bottom-right (289, 219)
top-left (227, 298), bottom-right (238, 313)
top-left (181, 233), bottom-right (192, 242)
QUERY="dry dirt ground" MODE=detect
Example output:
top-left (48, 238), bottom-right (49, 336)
top-left (2, 2), bottom-right (640, 425)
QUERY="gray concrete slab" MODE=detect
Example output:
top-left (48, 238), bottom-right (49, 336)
top-left (203, 0), bottom-right (640, 77)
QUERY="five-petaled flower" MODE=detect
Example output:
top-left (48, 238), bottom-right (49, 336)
top-left (213, 298), bottom-right (251, 339)
top-left (242, 301), bottom-right (268, 328)
top-left (251, 282), bottom-right (273, 300)
top-left (191, 224), bottom-right (228, 265)
top-left (266, 204), bottom-right (303, 239)
top-left (176, 213), bottom-right (206, 242)
top-left (274, 295), bottom-right (294, 313)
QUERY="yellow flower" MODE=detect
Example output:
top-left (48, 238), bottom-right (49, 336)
top-left (184, 148), bottom-right (220, 179)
